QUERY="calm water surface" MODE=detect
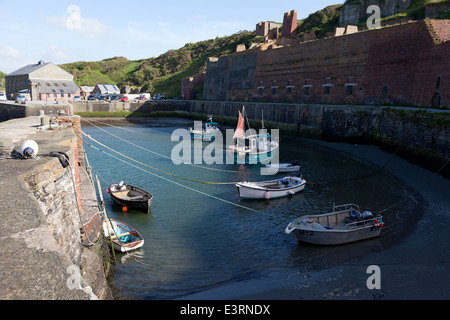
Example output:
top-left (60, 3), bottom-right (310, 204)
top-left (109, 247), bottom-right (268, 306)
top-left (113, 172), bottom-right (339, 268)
top-left (82, 119), bottom-right (418, 300)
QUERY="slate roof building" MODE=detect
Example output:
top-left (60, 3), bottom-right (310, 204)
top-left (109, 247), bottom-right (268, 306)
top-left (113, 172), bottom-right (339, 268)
top-left (92, 84), bottom-right (120, 97)
top-left (5, 60), bottom-right (80, 101)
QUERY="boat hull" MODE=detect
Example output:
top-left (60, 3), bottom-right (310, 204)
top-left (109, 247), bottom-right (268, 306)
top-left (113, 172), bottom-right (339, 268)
top-left (290, 226), bottom-right (382, 245)
top-left (233, 149), bottom-right (276, 165)
top-left (265, 164), bottom-right (300, 173)
top-left (236, 177), bottom-right (306, 200)
top-left (109, 183), bottom-right (152, 214)
top-left (285, 204), bottom-right (384, 245)
top-left (103, 219), bottom-right (145, 253)
top-left (190, 132), bottom-right (216, 142)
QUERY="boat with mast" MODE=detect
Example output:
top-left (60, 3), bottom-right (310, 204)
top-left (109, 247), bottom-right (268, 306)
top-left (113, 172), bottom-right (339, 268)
top-left (228, 106), bottom-right (279, 164)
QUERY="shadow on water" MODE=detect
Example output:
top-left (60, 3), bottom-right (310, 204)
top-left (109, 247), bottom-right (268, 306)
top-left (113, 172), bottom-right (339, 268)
top-left (81, 120), bottom-right (425, 300)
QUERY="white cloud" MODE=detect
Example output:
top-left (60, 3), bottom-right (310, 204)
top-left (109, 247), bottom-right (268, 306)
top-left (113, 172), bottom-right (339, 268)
top-left (46, 11), bottom-right (108, 39)
top-left (42, 45), bottom-right (71, 62)
top-left (0, 45), bottom-right (24, 59)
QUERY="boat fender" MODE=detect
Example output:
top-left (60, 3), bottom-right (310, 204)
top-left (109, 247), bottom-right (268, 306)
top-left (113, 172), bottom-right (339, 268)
top-left (288, 190), bottom-right (295, 195)
top-left (49, 151), bottom-right (70, 168)
top-left (20, 140), bottom-right (39, 159)
top-left (265, 190), bottom-right (271, 200)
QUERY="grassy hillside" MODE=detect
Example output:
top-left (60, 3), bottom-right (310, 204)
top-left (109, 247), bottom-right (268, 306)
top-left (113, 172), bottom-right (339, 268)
top-left (61, 31), bottom-right (260, 98)
top-left (296, 4), bottom-right (345, 39)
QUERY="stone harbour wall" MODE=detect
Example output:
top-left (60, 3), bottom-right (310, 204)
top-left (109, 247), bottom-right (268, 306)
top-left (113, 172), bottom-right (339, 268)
top-left (24, 141), bottom-right (84, 265)
top-left (0, 116), bottom-right (112, 300)
top-left (124, 100), bottom-right (450, 177)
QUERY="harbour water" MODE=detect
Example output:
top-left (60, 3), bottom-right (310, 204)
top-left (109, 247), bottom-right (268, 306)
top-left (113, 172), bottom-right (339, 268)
top-left (82, 118), bottom-right (421, 300)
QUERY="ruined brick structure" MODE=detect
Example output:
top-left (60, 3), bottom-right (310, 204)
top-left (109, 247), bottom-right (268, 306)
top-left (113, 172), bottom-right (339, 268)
top-left (256, 21), bottom-right (281, 42)
top-left (181, 72), bottom-right (206, 100)
top-left (203, 19), bottom-right (450, 108)
top-left (281, 10), bottom-right (298, 39)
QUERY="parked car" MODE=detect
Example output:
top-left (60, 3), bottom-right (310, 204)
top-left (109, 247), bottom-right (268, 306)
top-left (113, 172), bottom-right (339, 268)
top-left (110, 95), bottom-right (119, 101)
top-left (121, 96), bottom-right (129, 102)
top-left (73, 95), bottom-right (81, 101)
top-left (160, 93), bottom-right (166, 100)
top-left (0, 92), bottom-right (7, 101)
top-left (15, 95), bottom-right (26, 103)
top-left (138, 95), bottom-right (147, 101)
top-left (98, 95), bottom-right (109, 101)
top-left (153, 94), bottom-right (161, 100)
top-left (88, 95), bottom-right (96, 100)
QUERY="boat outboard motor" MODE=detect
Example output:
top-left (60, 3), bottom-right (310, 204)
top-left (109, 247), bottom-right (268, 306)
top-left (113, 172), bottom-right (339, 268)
top-left (20, 140), bottom-right (39, 159)
top-left (119, 181), bottom-right (124, 188)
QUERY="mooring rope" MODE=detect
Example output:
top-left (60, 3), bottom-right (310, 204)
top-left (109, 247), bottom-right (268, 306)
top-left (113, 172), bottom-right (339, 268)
top-left (81, 131), bottom-right (240, 186)
top-left (83, 119), bottom-right (236, 173)
top-left (81, 117), bottom-right (241, 174)
top-left (81, 137), bottom-right (264, 215)
top-left (81, 118), bottom-right (173, 142)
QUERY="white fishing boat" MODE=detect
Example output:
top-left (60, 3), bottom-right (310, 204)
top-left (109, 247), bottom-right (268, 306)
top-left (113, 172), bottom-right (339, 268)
top-left (189, 116), bottom-right (219, 142)
top-left (285, 204), bottom-right (385, 245)
top-left (265, 160), bottom-right (300, 174)
top-left (103, 218), bottom-right (145, 253)
top-left (236, 176), bottom-right (306, 200)
top-left (229, 107), bottom-right (279, 164)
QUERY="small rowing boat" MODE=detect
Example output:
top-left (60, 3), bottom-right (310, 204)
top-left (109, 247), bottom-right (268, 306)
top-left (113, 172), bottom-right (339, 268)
top-left (236, 176), bottom-right (306, 200)
top-left (103, 219), bottom-right (144, 253)
top-left (108, 181), bottom-right (153, 214)
top-left (265, 160), bottom-right (300, 174)
top-left (285, 203), bottom-right (385, 245)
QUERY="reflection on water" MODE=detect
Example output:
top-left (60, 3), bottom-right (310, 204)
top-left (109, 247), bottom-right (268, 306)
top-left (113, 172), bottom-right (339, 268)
top-left (82, 120), bottom-right (421, 300)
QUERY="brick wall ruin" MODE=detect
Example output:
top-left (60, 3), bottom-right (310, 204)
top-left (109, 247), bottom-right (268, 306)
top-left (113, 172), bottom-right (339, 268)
top-left (203, 20), bottom-right (450, 108)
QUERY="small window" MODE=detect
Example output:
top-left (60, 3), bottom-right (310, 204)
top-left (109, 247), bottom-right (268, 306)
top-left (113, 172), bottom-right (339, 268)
top-left (272, 87), bottom-right (278, 95)
top-left (436, 76), bottom-right (441, 90)
top-left (304, 86), bottom-right (310, 96)
top-left (324, 86), bottom-right (331, 95)
top-left (346, 85), bottom-right (353, 96)
top-left (287, 87), bottom-right (292, 94)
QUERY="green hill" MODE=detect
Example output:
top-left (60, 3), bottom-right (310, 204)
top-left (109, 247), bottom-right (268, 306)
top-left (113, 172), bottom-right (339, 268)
top-left (296, 4), bottom-right (345, 39)
top-left (61, 31), bottom-right (260, 98)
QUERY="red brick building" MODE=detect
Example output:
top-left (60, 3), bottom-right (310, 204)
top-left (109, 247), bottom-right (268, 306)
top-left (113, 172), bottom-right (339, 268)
top-left (203, 20), bottom-right (450, 108)
top-left (181, 72), bottom-right (206, 100)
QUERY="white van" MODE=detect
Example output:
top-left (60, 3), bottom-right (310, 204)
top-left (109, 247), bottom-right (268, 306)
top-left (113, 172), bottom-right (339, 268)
top-left (0, 92), bottom-right (7, 101)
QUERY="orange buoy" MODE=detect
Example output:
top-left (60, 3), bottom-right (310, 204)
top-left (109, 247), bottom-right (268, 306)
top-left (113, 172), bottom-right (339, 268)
top-left (122, 206), bottom-right (128, 213)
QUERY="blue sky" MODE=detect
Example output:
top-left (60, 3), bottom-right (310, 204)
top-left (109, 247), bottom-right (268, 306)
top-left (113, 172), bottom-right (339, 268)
top-left (0, 0), bottom-right (342, 73)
